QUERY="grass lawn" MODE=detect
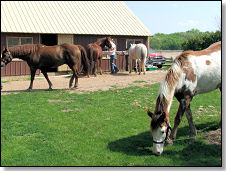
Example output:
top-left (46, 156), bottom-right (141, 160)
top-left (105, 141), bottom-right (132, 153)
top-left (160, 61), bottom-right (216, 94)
top-left (1, 84), bottom-right (221, 166)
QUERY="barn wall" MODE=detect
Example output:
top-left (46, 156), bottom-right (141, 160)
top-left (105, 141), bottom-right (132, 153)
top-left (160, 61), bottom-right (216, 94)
top-left (1, 33), bottom-right (40, 53)
top-left (74, 34), bottom-right (148, 51)
top-left (1, 33), bottom-right (148, 76)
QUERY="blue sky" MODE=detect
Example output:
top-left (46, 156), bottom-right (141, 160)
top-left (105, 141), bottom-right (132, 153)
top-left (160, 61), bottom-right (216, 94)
top-left (125, 1), bottom-right (221, 34)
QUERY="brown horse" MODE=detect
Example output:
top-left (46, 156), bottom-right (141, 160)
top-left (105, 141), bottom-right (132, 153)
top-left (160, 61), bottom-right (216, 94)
top-left (1, 43), bottom-right (89, 91)
top-left (86, 37), bottom-right (112, 76)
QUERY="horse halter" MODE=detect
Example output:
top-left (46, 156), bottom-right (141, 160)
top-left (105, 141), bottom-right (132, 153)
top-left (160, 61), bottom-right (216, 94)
top-left (152, 126), bottom-right (172, 144)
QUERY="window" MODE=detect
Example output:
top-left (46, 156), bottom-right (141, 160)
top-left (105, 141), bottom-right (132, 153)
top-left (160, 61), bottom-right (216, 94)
top-left (7, 37), bottom-right (33, 48)
top-left (126, 39), bottom-right (143, 49)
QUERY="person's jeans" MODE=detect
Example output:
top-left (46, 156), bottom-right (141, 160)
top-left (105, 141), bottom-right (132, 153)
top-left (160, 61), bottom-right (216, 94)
top-left (110, 55), bottom-right (119, 73)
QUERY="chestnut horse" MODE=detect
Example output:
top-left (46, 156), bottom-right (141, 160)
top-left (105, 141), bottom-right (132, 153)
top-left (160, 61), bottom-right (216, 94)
top-left (1, 43), bottom-right (89, 91)
top-left (86, 37), bottom-right (112, 76)
top-left (147, 41), bottom-right (221, 156)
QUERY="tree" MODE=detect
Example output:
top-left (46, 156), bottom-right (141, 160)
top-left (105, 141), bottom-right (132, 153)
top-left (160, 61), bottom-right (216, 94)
top-left (181, 30), bottom-right (221, 51)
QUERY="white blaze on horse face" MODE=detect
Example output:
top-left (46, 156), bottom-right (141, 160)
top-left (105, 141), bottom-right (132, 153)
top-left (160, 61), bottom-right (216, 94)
top-left (152, 126), bottom-right (167, 155)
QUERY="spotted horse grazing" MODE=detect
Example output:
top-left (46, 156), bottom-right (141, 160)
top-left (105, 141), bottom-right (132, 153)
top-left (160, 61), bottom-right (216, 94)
top-left (146, 41), bottom-right (221, 156)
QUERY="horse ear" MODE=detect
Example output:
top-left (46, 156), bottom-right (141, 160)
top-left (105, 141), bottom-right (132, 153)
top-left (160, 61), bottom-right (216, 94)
top-left (146, 109), bottom-right (153, 118)
top-left (158, 112), bottom-right (166, 122)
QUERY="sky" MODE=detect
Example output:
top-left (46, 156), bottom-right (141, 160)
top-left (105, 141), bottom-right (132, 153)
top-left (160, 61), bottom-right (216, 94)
top-left (125, 1), bottom-right (221, 35)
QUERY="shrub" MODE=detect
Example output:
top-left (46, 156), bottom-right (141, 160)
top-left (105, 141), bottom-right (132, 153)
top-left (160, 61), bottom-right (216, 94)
top-left (181, 31), bottom-right (221, 51)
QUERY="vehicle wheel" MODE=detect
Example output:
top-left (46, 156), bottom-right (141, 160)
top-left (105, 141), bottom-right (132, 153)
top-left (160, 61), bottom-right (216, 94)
top-left (157, 65), bottom-right (162, 68)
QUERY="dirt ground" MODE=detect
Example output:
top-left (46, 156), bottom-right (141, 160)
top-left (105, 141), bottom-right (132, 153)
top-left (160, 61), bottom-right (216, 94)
top-left (202, 128), bottom-right (221, 146)
top-left (1, 70), bottom-right (167, 95)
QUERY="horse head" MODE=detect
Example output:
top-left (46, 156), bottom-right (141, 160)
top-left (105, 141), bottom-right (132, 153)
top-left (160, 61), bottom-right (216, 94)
top-left (103, 37), bottom-right (112, 49)
top-left (1, 48), bottom-right (13, 67)
top-left (147, 109), bottom-right (171, 156)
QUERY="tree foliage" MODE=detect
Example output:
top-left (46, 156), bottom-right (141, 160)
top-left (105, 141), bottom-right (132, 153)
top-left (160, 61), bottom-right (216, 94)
top-left (181, 30), bottom-right (221, 51)
top-left (150, 29), bottom-right (221, 50)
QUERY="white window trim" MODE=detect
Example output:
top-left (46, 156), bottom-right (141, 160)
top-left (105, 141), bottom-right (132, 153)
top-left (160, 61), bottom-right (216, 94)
top-left (126, 39), bottom-right (143, 49)
top-left (6, 36), bottom-right (33, 48)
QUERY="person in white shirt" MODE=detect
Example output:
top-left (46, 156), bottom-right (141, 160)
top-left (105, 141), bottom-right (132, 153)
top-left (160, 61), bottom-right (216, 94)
top-left (108, 41), bottom-right (119, 74)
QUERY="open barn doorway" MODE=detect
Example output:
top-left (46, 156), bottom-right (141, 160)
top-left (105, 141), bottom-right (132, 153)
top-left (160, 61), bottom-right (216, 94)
top-left (40, 34), bottom-right (57, 46)
top-left (40, 34), bottom-right (58, 72)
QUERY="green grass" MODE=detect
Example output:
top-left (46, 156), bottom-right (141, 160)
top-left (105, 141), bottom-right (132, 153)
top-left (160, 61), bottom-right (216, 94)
top-left (1, 84), bottom-right (221, 166)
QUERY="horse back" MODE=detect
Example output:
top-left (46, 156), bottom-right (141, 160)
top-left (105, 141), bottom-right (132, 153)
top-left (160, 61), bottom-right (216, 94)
top-left (174, 43), bottom-right (221, 95)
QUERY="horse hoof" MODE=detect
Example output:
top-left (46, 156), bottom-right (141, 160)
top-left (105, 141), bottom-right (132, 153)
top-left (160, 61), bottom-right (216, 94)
top-left (48, 88), bottom-right (53, 91)
top-left (26, 88), bottom-right (32, 92)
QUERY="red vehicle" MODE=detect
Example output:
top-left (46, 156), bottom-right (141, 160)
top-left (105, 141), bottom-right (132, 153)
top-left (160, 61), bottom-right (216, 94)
top-left (146, 53), bottom-right (166, 69)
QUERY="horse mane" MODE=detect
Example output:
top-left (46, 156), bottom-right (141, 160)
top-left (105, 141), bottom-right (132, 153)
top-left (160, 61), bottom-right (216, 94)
top-left (95, 37), bottom-right (112, 46)
top-left (9, 44), bottom-right (42, 58)
top-left (95, 37), bottom-right (106, 44)
top-left (155, 50), bottom-right (186, 114)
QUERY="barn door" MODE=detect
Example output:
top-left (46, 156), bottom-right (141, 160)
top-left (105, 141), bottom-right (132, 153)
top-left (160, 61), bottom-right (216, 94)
top-left (57, 34), bottom-right (74, 71)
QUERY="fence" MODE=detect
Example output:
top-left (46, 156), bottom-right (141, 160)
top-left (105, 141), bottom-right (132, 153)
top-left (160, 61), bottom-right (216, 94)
top-left (1, 52), bottom-right (128, 76)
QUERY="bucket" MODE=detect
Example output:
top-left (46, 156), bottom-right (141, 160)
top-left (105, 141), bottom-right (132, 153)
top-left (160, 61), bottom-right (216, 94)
top-left (148, 67), bottom-right (156, 71)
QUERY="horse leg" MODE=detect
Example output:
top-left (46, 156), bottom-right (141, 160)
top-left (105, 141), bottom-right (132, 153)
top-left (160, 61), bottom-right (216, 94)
top-left (90, 60), bottom-right (94, 75)
top-left (170, 101), bottom-right (186, 141)
top-left (138, 60), bottom-right (142, 75)
top-left (27, 67), bottom-right (37, 91)
top-left (93, 60), bottom-right (97, 77)
top-left (69, 74), bottom-right (74, 88)
top-left (41, 70), bottom-right (53, 90)
top-left (69, 64), bottom-right (79, 89)
top-left (129, 58), bottom-right (132, 74)
top-left (73, 65), bottom-right (79, 88)
top-left (185, 104), bottom-right (197, 140)
top-left (142, 59), bottom-right (146, 75)
top-left (99, 57), bottom-right (102, 75)
top-left (136, 60), bottom-right (138, 74)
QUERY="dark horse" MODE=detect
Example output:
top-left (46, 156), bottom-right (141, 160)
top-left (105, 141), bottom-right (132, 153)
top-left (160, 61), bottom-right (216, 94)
top-left (1, 43), bottom-right (89, 91)
top-left (86, 37), bottom-right (112, 76)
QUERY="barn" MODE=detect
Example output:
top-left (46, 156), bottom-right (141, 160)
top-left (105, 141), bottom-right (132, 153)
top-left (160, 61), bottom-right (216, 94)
top-left (1, 1), bottom-right (152, 76)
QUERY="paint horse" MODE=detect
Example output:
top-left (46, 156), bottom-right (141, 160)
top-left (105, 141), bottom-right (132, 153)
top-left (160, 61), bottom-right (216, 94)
top-left (128, 43), bottom-right (147, 75)
top-left (86, 37), bottom-right (112, 76)
top-left (1, 43), bottom-right (89, 91)
top-left (147, 41), bottom-right (221, 156)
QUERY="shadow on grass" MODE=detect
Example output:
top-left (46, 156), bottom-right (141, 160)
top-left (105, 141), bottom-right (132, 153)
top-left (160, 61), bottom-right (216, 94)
top-left (107, 121), bottom-right (221, 158)
top-left (163, 141), bottom-right (221, 166)
top-left (107, 131), bottom-right (153, 156)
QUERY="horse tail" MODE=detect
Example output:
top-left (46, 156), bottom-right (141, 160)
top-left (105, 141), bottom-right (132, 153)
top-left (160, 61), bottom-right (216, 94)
top-left (79, 45), bottom-right (90, 76)
top-left (141, 45), bottom-right (147, 61)
top-left (87, 45), bottom-right (94, 74)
